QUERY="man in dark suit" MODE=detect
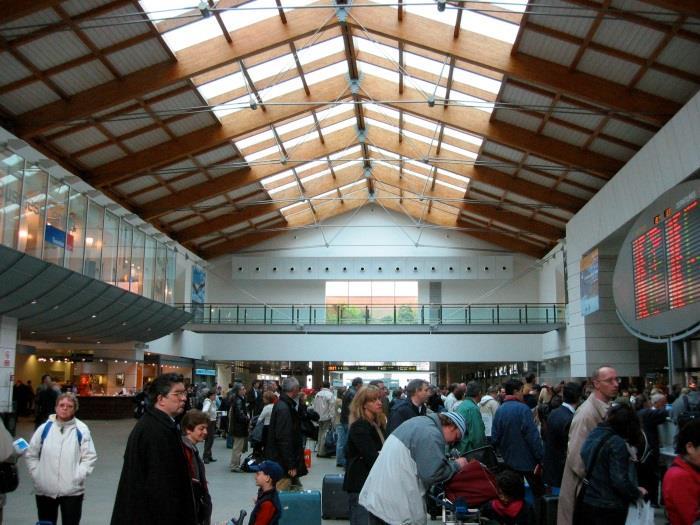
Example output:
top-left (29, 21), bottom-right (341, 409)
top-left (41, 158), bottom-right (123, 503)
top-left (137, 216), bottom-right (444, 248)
top-left (387, 379), bottom-right (429, 435)
top-left (543, 382), bottom-right (582, 491)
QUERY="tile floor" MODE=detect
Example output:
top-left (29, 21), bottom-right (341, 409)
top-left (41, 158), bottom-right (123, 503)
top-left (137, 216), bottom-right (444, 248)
top-left (3, 417), bottom-right (669, 524)
top-left (4, 417), bottom-right (345, 525)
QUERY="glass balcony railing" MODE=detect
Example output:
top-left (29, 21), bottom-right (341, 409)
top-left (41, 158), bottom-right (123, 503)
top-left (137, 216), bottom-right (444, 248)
top-left (180, 303), bottom-right (566, 326)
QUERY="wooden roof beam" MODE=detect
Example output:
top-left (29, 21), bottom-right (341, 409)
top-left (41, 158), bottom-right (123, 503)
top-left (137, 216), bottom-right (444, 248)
top-left (346, 6), bottom-right (680, 127)
top-left (14, 5), bottom-right (337, 137)
top-left (89, 75), bottom-right (350, 187)
top-left (361, 74), bottom-right (623, 177)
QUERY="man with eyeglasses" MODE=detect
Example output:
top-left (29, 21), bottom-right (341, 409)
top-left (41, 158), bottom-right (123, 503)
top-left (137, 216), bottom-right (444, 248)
top-left (111, 373), bottom-right (198, 525)
top-left (558, 366), bottom-right (620, 525)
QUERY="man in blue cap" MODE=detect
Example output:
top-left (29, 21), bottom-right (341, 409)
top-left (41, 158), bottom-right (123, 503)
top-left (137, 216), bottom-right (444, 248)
top-left (248, 460), bottom-right (284, 525)
top-left (359, 412), bottom-right (468, 525)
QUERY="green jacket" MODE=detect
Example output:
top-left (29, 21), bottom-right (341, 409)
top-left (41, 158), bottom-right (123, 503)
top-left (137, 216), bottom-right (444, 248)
top-left (455, 398), bottom-right (486, 454)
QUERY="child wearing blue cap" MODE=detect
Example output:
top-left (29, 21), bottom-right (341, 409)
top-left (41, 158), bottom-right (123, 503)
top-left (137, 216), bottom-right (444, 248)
top-left (249, 460), bottom-right (283, 525)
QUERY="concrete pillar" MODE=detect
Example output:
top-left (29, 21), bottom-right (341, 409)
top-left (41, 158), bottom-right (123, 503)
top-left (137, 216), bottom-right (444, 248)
top-left (312, 361), bottom-right (324, 388)
top-left (0, 316), bottom-right (18, 413)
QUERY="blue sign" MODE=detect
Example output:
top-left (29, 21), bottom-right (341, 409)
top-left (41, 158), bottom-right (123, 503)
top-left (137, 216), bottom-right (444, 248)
top-left (45, 224), bottom-right (66, 248)
top-left (195, 368), bottom-right (216, 376)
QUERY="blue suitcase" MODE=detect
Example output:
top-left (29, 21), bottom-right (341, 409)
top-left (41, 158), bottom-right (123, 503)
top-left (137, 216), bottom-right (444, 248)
top-left (279, 490), bottom-right (322, 525)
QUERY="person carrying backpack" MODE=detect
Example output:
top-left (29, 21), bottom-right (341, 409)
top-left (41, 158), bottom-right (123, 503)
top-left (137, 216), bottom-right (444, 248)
top-left (25, 393), bottom-right (97, 525)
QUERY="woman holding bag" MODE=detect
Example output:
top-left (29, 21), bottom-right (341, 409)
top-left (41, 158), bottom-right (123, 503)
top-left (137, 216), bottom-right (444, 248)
top-left (343, 385), bottom-right (386, 525)
top-left (577, 403), bottom-right (647, 525)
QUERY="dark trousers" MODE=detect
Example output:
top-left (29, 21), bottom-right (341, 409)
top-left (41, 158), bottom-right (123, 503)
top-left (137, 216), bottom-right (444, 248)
top-left (36, 494), bottom-right (84, 525)
top-left (368, 512), bottom-right (390, 525)
top-left (581, 503), bottom-right (627, 525)
top-left (518, 469), bottom-right (545, 498)
top-left (203, 420), bottom-right (216, 460)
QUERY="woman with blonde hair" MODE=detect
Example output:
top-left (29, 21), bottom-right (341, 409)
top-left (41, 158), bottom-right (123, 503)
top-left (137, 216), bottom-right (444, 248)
top-left (343, 385), bottom-right (386, 525)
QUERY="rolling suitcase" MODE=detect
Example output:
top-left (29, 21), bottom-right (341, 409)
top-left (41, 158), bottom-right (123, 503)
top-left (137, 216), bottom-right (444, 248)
top-left (322, 473), bottom-right (350, 519)
top-left (279, 490), bottom-right (321, 525)
top-left (540, 494), bottom-right (558, 525)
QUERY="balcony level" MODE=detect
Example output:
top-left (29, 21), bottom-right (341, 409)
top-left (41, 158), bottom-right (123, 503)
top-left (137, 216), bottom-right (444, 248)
top-left (180, 302), bottom-right (566, 334)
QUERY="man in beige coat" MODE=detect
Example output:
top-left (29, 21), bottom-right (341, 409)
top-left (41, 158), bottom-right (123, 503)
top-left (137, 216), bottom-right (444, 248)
top-left (557, 366), bottom-right (619, 525)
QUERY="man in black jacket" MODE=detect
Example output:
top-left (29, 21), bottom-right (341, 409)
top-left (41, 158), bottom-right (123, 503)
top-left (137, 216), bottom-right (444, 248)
top-left (265, 377), bottom-right (307, 490)
top-left (111, 373), bottom-right (197, 525)
top-left (229, 383), bottom-right (249, 472)
top-left (387, 379), bottom-right (429, 435)
top-left (543, 381), bottom-right (581, 490)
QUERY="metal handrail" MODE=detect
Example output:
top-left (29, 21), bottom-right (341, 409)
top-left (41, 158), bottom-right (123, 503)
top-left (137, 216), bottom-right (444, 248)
top-left (178, 302), bottom-right (566, 326)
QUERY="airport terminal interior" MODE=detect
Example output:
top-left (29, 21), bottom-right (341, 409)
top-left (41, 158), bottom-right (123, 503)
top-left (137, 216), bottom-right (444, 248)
top-left (0, 0), bottom-right (699, 523)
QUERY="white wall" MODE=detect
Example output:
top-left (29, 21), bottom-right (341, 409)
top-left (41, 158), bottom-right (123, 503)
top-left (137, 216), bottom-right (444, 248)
top-left (206, 207), bottom-right (543, 306)
top-left (199, 332), bottom-right (544, 362)
top-left (559, 90), bottom-right (700, 377)
top-left (147, 330), bottom-right (204, 360)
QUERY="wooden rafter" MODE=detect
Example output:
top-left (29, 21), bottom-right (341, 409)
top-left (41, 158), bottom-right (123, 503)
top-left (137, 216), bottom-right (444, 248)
top-left (12, 3), bottom-right (681, 140)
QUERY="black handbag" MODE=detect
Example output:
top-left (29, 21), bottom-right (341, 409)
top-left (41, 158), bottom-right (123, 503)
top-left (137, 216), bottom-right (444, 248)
top-left (0, 461), bottom-right (19, 493)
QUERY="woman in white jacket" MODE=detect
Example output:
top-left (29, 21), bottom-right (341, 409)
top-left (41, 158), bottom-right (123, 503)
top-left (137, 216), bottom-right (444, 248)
top-left (25, 392), bottom-right (97, 525)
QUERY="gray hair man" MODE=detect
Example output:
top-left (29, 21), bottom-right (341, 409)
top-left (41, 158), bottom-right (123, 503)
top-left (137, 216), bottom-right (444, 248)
top-left (265, 377), bottom-right (306, 490)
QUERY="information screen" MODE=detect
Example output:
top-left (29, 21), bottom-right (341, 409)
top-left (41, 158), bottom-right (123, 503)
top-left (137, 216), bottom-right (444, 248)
top-left (632, 199), bottom-right (699, 319)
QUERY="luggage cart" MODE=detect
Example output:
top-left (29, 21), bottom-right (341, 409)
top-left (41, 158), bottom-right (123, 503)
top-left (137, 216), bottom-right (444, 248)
top-left (428, 489), bottom-right (482, 524)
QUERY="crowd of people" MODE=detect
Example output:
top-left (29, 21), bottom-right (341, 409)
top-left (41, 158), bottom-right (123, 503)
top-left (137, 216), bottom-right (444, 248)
top-left (1, 369), bottom-right (698, 525)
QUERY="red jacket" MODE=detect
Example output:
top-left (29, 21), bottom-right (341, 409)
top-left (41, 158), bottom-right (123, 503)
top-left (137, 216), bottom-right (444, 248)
top-left (662, 456), bottom-right (700, 525)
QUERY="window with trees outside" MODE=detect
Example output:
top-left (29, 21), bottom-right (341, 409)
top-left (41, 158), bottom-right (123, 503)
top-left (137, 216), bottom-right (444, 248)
top-left (325, 281), bottom-right (419, 324)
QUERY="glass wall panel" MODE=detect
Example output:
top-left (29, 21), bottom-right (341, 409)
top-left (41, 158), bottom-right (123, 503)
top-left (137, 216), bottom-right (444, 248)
top-left (18, 167), bottom-right (48, 258)
top-left (101, 212), bottom-right (119, 285)
top-left (115, 221), bottom-right (133, 292)
top-left (153, 241), bottom-right (167, 303)
top-left (66, 190), bottom-right (87, 273)
top-left (166, 248), bottom-right (176, 305)
top-left (43, 177), bottom-right (70, 266)
top-left (84, 202), bottom-right (104, 279)
top-left (143, 237), bottom-right (156, 299)
top-left (131, 230), bottom-right (145, 295)
top-left (0, 150), bottom-right (24, 249)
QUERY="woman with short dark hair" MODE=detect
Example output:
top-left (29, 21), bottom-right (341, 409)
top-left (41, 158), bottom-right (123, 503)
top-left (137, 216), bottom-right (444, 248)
top-left (577, 403), bottom-right (647, 525)
top-left (181, 410), bottom-right (213, 525)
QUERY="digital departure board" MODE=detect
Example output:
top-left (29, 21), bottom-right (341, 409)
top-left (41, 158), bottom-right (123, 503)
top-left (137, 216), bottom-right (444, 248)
top-left (613, 181), bottom-right (700, 341)
top-left (632, 199), bottom-right (699, 319)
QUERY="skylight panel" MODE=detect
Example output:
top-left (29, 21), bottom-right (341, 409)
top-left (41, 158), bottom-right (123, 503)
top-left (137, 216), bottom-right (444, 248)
top-left (304, 61), bottom-right (349, 86)
top-left (212, 94), bottom-right (249, 118)
top-left (198, 71), bottom-right (245, 100)
top-left (358, 62), bottom-right (399, 84)
top-left (404, 52), bottom-right (450, 78)
top-left (259, 76), bottom-right (304, 102)
top-left (248, 54), bottom-right (297, 84)
top-left (401, 1), bottom-right (458, 27)
top-left (449, 90), bottom-right (494, 113)
top-left (268, 180), bottom-right (300, 195)
top-left (329, 145), bottom-right (362, 161)
top-left (245, 143), bottom-right (283, 163)
top-left (435, 179), bottom-right (466, 192)
top-left (297, 36), bottom-right (345, 65)
top-left (440, 141), bottom-right (478, 159)
top-left (365, 117), bottom-right (401, 136)
top-left (220, 0), bottom-right (279, 33)
top-left (280, 201), bottom-right (305, 214)
top-left (365, 103), bottom-right (400, 121)
top-left (261, 169), bottom-right (294, 187)
top-left (280, 0), bottom-right (318, 11)
top-left (437, 167), bottom-right (469, 185)
top-left (340, 180), bottom-right (366, 192)
top-left (162, 16), bottom-right (221, 53)
top-left (312, 188), bottom-right (338, 201)
top-left (459, 10), bottom-right (518, 43)
top-left (316, 104), bottom-right (354, 123)
top-left (317, 117), bottom-right (356, 136)
top-left (498, 0), bottom-right (528, 13)
top-left (403, 113), bottom-right (439, 135)
top-left (353, 36), bottom-right (399, 63)
top-left (276, 115), bottom-right (315, 137)
top-left (295, 159), bottom-right (326, 174)
top-left (443, 127), bottom-right (483, 147)
top-left (139, 0), bottom-right (196, 21)
top-left (452, 67), bottom-right (501, 94)
top-left (235, 129), bottom-right (275, 151)
top-left (369, 146), bottom-right (400, 160)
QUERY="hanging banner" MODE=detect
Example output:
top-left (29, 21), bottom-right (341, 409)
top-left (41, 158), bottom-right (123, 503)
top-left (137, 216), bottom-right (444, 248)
top-left (580, 248), bottom-right (600, 316)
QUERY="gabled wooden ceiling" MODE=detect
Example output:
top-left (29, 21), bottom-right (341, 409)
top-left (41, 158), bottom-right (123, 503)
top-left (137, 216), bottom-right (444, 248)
top-left (1, 0), bottom-right (698, 259)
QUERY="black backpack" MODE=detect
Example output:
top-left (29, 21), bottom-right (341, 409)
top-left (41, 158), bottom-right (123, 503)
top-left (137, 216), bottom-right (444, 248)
top-left (678, 394), bottom-right (700, 429)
